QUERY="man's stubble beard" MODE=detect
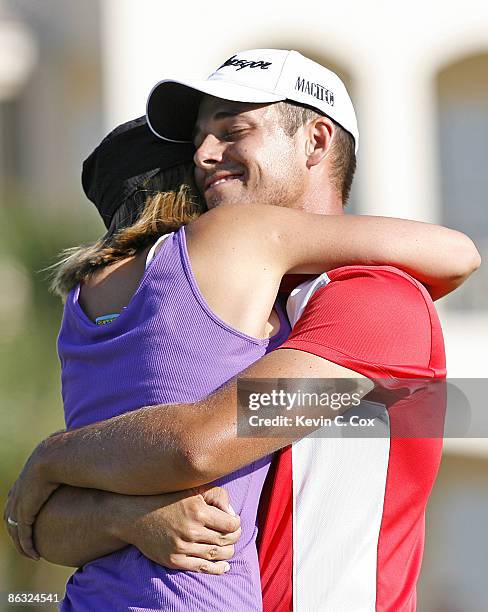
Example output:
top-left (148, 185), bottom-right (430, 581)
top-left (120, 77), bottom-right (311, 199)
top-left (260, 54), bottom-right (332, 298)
top-left (204, 169), bottom-right (306, 211)
top-left (265, 167), bottom-right (308, 211)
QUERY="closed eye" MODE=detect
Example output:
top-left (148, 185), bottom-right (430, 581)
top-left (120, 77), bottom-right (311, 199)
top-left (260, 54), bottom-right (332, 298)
top-left (221, 128), bottom-right (248, 142)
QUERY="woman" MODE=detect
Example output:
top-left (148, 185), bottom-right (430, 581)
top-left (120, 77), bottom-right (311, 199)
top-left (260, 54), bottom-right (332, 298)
top-left (5, 117), bottom-right (479, 611)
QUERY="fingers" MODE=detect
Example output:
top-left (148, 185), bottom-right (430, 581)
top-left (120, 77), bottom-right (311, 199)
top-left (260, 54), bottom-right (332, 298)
top-left (165, 554), bottom-right (231, 575)
top-left (182, 542), bottom-right (235, 562)
top-left (183, 558), bottom-right (231, 575)
top-left (3, 488), bottom-right (23, 558)
top-left (6, 523), bottom-right (24, 557)
top-left (197, 504), bottom-right (240, 534)
top-left (4, 482), bottom-right (39, 561)
top-left (194, 526), bottom-right (242, 547)
top-left (17, 522), bottom-right (39, 561)
top-left (201, 486), bottom-right (235, 516)
top-left (4, 513), bottom-right (39, 560)
top-left (5, 521), bottom-right (31, 560)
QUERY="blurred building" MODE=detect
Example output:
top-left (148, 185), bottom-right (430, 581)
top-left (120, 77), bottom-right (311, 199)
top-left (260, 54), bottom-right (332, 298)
top-left (1, 1), bottom-right (487, 610)
top-left (1, 0), bottom-right (103, 217)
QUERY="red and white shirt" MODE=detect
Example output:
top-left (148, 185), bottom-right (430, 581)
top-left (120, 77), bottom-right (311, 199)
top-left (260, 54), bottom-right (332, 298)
top-left (258, 266), bottom-right (446, 612)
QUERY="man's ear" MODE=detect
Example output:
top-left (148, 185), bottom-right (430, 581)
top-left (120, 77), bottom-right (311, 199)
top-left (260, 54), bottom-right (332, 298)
top-left (305, 116), bottom-right (335, 167)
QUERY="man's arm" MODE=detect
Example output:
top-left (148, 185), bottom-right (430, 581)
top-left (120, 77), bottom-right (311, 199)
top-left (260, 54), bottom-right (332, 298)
top-left (36, 350), bottom-right (370, 493)
top-left (6, 349), bottom-right (371, 559)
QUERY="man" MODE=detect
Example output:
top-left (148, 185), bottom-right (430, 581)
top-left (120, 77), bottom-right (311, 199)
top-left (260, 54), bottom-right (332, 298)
top-left (5, 49), bottom-right (479, 610)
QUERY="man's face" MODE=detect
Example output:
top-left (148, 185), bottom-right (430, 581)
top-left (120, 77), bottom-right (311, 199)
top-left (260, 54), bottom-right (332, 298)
top-left (193, 96), bottom-right (308, 210)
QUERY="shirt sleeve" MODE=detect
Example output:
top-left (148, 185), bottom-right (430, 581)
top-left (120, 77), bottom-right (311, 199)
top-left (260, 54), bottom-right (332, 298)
top-left (280, 266), bottom-right (446, 379)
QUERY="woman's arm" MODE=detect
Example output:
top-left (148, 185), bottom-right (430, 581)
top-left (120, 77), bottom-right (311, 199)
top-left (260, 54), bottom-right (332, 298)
top-left (186, 203), bottom-right (481, 303)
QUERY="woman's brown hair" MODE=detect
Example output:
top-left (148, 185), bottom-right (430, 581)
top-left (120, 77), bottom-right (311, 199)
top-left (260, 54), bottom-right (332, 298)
top-left (49, 162), bottom-right (206, 299)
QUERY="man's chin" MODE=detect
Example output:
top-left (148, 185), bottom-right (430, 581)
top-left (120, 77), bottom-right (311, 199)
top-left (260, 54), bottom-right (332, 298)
top-left (205, 192), bottom-right (248, 209)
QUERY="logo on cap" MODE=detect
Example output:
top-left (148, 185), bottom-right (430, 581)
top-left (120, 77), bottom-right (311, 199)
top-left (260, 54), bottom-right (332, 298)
top-left (295, 76), bottom-right (335, 106)
top-left (218, 54), bottom-right (273, 71)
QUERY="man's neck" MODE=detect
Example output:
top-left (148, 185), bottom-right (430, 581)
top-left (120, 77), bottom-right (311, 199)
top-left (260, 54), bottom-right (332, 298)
top-left (293, 190), bottom-right (344, 216)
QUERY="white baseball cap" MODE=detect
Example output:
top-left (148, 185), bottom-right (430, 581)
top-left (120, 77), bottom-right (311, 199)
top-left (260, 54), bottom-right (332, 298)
top-left (146, 48), bottom-right (359, 152)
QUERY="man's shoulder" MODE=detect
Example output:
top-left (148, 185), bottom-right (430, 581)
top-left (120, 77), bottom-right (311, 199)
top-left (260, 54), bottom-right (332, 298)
top-left (282, 265), bottom-right (446, 378)
top-left (326, 264), bottom-right (428, 291)
top-left (314, 264), bottom-right (436, 313)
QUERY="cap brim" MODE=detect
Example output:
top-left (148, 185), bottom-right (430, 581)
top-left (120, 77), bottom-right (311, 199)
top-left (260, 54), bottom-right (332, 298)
top-left (146, 78), bottom-right (285, 142)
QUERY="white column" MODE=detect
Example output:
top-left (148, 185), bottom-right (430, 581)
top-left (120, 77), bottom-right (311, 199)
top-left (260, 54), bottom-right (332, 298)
top-left (356, 58), bottom-right (440, 223)
top-left (100, 0), bottom-right (235, 129)
top-left (0, 9), bottom-right (37, 186)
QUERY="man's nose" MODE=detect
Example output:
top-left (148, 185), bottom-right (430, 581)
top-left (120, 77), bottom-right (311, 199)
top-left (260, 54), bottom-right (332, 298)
top-left (194, 134), bottom-right (225, 170)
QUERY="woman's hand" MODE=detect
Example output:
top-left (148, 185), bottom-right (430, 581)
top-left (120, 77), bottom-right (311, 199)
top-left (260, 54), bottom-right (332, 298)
top-left (115, 486), bottom-right (241, 574)
top-left (114, 485), bottom-right (241, 574)
top-left (4, 443), bottom-right (59, 560)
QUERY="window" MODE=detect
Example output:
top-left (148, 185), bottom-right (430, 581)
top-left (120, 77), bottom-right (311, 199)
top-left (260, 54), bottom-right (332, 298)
top-left (437, 54), bottom-right (488, 310)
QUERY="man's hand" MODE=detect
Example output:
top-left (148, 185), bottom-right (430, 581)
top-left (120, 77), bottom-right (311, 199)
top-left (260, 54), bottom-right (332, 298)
top-left (115, 486), bottom-right (241, 574)
top-left (4, 442), bottom-right (58, 560)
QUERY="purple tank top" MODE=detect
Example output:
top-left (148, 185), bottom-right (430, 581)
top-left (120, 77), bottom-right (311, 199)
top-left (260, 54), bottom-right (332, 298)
top-left (58, 227), bottom-right (290, 611)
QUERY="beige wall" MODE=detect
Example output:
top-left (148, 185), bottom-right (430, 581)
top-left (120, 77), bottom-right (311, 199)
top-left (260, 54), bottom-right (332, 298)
top-left (101, 0), bottom-right (488, 379)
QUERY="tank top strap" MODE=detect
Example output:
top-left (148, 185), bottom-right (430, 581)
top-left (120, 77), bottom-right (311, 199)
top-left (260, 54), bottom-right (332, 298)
top-left (145, 233), bottom-right (173, 269)
top-left (267, 297), bottom-right (292, 351)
